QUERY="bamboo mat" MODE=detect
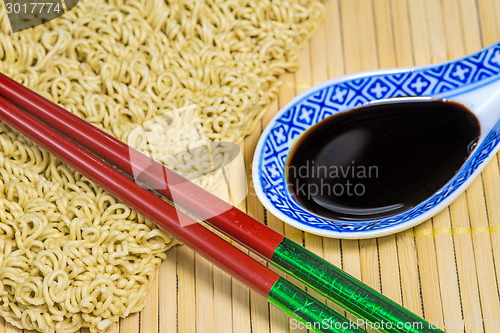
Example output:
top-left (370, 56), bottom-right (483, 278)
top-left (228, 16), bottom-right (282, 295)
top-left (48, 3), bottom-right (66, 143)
top-left (3, 0), bottom-right (500, 332)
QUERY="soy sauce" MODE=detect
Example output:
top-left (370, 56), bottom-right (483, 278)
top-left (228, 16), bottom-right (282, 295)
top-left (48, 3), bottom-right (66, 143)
top-left (286, 99), bottom-right (480, 221)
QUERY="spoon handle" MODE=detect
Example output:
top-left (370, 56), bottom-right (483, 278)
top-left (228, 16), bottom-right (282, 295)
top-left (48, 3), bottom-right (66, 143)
top-left (272, 238), bottom-right (445, 333)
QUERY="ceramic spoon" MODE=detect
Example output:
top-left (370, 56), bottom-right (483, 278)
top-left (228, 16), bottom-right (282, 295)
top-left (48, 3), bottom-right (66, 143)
top-left (254, 41), bottom-right (500, 238)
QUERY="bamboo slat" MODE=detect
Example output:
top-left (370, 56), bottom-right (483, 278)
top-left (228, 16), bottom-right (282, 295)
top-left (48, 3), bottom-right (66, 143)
top-left (466, 178), bottom-right (500, 333)
top-left (432, 209), bottom-right (464, 333)
top-left (483, 157), bottom-right (500, 291)
top-left (213, 266), bottom-right (233, 333)
top-left (477, 0), bottom-right (500, 45)
top-left (338, 0), bottom-right (363, 283)
top-left (158, 248), bottom-right (178, 333)
top-left (177, 246), bottom-right (196, 333)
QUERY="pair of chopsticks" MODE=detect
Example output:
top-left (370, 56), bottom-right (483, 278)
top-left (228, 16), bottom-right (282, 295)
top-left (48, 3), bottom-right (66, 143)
top-left (0, 72), bottom-right (444, 333)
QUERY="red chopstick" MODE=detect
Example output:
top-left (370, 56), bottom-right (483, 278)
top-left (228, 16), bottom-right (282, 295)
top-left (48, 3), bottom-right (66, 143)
top-left (0, 83), bottom-right (363, 333)
top-left (0, 73), bottom-right (284, 259)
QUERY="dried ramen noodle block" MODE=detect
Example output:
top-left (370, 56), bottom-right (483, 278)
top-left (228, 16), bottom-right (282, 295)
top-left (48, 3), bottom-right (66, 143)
top-left (0, 0), bottom-right (324, 332)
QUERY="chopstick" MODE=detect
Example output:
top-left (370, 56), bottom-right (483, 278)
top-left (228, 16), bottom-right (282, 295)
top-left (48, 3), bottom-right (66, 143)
top-left (0, 92), bottom-right (365, 333)
top-left (0, 72), bottom-right (444, 333)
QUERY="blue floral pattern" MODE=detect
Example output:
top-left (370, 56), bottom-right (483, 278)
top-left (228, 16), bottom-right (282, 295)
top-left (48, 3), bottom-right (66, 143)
top-left (254, 42), bottom-right (500, 235)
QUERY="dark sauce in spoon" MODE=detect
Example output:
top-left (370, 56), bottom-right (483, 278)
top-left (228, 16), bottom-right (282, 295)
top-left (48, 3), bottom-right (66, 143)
top-left (286, 99), bottom-right (480, 221)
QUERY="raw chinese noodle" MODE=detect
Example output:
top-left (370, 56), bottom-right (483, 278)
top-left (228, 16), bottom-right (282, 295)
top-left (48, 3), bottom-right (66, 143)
top-left (0, 0), bottom-right (323, 331)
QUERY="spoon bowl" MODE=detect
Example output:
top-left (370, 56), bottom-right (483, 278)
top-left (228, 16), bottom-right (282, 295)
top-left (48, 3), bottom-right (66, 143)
top-left (285, 97), bottom-right (481, 222)
top-left (253, 41), bottom-right (500, 238)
